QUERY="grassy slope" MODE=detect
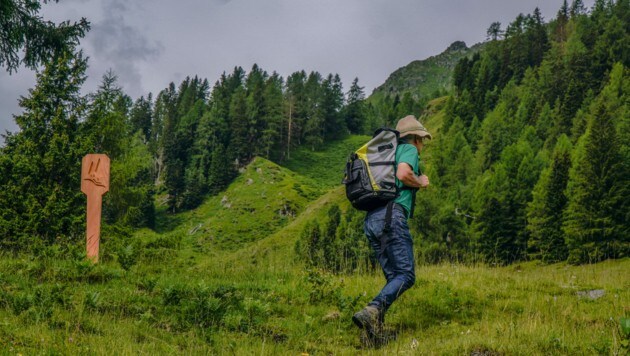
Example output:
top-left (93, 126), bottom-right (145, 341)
top-left (1, 135), bottom-right (628, 354)
top-left (281, 134), bottom-right (370, 189)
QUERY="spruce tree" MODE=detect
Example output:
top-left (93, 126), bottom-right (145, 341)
top-left (321, 73), bottom-right (345, 140)
top-left (245, 64), bottom-right (268, 159)
top-left (344, 77), bottom-right (366, 134)
top-left (0, 0), bottom-right (89, 72)
top-left (261, 73), bottom-right (284, 160)
top-left (284, 71), bottom-right (307, 158)
top-left (0, 50), bottom-right (87, 247)
top-left (563, 73), bottom-right (628, 263)
top-left (486, 22), bottom-right (503, 41)
top-left (160, 82), bottom-right (185, 212)
top-left (229, 86), bottom-right (249, 164)
top-left (130, 94), bottom-right (154, 143)
top-left (303, 72), bottom-right (324, 150)
top-left (527, 135), bottom-right (572, 262)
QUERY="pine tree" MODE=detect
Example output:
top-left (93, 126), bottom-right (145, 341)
top-left (303, 72), bottom-right (324, 150)
top-left (160, 82), bottom-right (185, 212)
top-left (285, 71), bottom-right (307, 157)
top-left (563, 71), bottom-right (628, 263)
top-left (472, 168), bottom-right (513, 264)
top-left (208, 143), bottom-right (234, 194)
top-left (0, 0), bottom-right (89, 72)
top-left (229, 86), bottom-right (249, 164)
top-left (570, 0), bottom-right (586, 18)
top-left (0, 50), bottom-right (87, 247)
top-left (525, 8), bottom-right (550, 69)
top-left (527, 135), bottom-right (572, 262)
top-left (553, 0), bottom-right (570, 43)
top-left (261, 73), bottom-right (284, 160)
top-left (81, 72), bottom-right (155, 227)
top-left (84, 70), bottom-right (130, 158)
top-left (130, 94), bottom-right (153, 143)
top-left (321, 73), bottom-right (345, 139)
top-left (245, 64), bottom-right (268, 159)
top-left (344, 77), bottom-right (366, 134)
top-left (473, 135), bottom-right (543, 264)
top-left (486, 22), bottom-right (503, 41)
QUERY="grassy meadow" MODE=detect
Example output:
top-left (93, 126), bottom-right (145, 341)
top-left (0, 136), bottom-right (628, 355)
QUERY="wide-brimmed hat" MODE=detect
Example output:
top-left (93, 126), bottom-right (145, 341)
top-left (396, 115), bottom-right (432, 140)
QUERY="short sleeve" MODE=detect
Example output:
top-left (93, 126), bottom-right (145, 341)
top-left (396, 144), bottom-right (419, 175)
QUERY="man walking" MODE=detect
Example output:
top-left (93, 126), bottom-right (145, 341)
top-left (352, 115), bottom-right (432, 344)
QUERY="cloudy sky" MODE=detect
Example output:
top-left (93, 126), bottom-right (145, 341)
top-left (0, 0), bottom-right (594, 140)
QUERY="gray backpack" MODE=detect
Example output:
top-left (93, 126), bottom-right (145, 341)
top-left (342, 128), bottom-right (400, 211)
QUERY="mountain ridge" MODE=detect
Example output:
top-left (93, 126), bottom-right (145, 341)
top-left (370, 40), bottom-right (484, 100)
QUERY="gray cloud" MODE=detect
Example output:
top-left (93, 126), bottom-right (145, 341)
top-left (0, 70), bottom-right (35, 141)
top-left (1, 0), bottom-right (596, 143)
top-left (86, 0), bottom-right (163, 97)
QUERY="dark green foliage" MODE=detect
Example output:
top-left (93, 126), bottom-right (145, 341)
top-left (563, 64), bottom-right (629, 264)
top-left (344, 77), bottom-right (366, 133)
top-left (321, 74), bottom-right (346, 139)
top-left (1, 1), bottom-right (627, 267)
top-left (0, 50), bottom-right (87, 248)
top-left (472, 134), bottom-right (544, 264)
top-left (151, 65), bottom-right (356, 212)
top-left (527, 135), bottom-right (572, 263)
top-left (428, 1), bottom-right (630, 265)
top-left (261, 73), bottom-right (284, 161)
top-left (486, 22), bottom-right (503, 41)
top-left (129, 94), bottom-right (153, 143)
top-left (0, 0), bottom-right (89, 72)
top-left (83, 72), bottom-right (155, 227)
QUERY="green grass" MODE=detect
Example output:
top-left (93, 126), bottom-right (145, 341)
top-left (152, 156), bottom-right (323, 251)
top-left (0, 142), bottom-right (628, 354)
top-left (282, 135), bottom-right (370, 189)
top-left (1, 245), bottom-right (627, 354)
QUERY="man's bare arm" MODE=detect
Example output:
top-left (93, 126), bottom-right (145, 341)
top-left (396, 162), bottom-right (429, 188)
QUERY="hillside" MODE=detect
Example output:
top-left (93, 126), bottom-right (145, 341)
top-left (0, 1), bottom-right (628, 352)
top-left (150, 157), bottom-right (323, 251)
top-left (370, 41), bottom-right (484, 101)
top-left (1, 135), bottom-right (628, 354)
top-left (281, 135), bottom-right (370, 188)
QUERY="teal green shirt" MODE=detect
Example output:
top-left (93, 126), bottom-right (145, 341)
top-left (394, 143), bottom-right (420, 218)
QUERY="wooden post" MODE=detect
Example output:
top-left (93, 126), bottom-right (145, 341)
top-left (81, 154), bottom-right (110, 263)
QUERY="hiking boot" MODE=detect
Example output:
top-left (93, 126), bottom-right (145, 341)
top-left (352, 306), bottom-right (383, 333)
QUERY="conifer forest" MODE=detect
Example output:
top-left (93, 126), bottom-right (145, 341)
top-left (0, 0), bottom-right (628, 353)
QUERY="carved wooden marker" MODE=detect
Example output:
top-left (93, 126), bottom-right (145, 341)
top-left (81, 154), bottom-right (110, 263)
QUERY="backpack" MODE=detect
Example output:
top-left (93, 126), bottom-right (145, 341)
top-left (342, 128), bottom-right (400, 211)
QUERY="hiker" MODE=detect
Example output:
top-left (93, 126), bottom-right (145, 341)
top-left (352, 114), bottom-right (431, 341)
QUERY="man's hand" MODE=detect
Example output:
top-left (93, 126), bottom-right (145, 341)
top-left (396, 163), bottom-right (429, 189)
top-left (418, 174), bottom-right (429, 188)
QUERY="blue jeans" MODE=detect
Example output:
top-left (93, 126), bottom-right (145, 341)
top-left (364, 204), bottom-right (416, 313)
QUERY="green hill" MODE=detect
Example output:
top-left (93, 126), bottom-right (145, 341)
top-left (369, 41), bottom-right (483, 101)
top-left (1, 134), bottom-right (628, 354)
top-left (1, 1), bottom-right (628, 350)
top-left (149, 156), bottom-right (323, 251)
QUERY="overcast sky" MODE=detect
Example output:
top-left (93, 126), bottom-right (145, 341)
top-left (0, 0), bottom-right (595, 141)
